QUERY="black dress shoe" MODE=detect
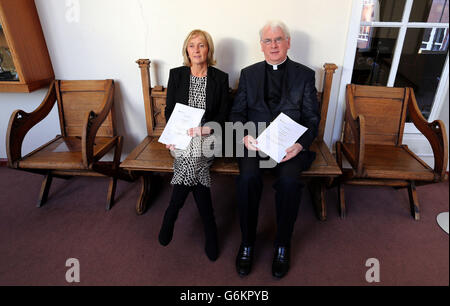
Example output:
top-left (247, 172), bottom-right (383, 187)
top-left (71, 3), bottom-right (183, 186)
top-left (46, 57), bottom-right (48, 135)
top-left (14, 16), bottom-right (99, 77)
top-left (272, 246), bottom-right (290, 279)
top-left (235, 245), bottom-right (254, 276)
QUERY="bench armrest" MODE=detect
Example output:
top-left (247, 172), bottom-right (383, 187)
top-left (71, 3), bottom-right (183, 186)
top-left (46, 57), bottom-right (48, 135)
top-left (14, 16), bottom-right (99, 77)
top-left (6, 81), bottom-right (57, 167)
top-left (82, 80), bottom-right (115, 168)
top-left (342, 84), bottom-right (366, 176)
top-left (408, 88), bottom-right (448, 181)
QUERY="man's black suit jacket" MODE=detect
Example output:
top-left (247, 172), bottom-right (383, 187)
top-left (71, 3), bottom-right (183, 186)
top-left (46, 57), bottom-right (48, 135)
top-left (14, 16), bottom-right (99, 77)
top-left (164, 65), bottom-right (230, 131)
top-left (229, 58), bottom-right (320, 151)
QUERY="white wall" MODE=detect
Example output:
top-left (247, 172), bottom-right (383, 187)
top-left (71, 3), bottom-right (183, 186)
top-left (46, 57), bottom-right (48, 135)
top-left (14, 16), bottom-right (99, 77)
top-left (0, 0), bottom-right (353, 159)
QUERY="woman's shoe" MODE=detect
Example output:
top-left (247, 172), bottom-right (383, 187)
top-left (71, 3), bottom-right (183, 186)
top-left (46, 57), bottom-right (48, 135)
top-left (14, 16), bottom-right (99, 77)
top-left (205, 233), bottom-right (218, 261)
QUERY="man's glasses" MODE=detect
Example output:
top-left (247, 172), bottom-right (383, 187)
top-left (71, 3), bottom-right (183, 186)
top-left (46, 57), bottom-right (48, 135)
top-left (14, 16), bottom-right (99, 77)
top-left (261, 37), bottom-right (286, 45)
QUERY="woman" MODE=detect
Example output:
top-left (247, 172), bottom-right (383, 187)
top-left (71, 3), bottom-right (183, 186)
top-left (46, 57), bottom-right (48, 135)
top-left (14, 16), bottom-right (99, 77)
top-left (159, 29), bottom-right (229, 261)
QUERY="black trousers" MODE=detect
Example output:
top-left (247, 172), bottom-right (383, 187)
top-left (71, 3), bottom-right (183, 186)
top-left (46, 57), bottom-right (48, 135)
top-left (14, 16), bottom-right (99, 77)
top-left (236, 149), bottom-right (315, 247)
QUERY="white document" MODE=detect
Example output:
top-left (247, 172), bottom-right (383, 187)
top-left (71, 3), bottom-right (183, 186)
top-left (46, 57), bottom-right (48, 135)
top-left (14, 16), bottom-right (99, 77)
top-left (158, 103), bottom-right (205, 150)
top-left (255, 112), bottom-right (308, 163)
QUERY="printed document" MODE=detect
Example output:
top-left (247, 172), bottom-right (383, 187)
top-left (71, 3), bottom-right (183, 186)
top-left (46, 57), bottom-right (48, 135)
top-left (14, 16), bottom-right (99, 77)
top-left (255, 112), bottom-right (308, 163)
top-left (158, 103), bottom-right (205, 150)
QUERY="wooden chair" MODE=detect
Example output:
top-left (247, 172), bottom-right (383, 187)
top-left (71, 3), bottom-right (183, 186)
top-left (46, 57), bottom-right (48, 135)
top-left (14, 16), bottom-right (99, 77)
top-left (6, 80), bottom-right (125, 210)
top-left (336, 84), bottom-right (448, 220)
top-left (120, 60), bottom-right (342, 220)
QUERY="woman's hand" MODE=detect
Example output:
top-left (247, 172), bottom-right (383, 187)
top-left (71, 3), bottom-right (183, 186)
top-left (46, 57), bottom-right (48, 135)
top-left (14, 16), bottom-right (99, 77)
top-left (187, 126), bottom-right (212, 137)
top-left (165, 144), bottom-right (176, 151)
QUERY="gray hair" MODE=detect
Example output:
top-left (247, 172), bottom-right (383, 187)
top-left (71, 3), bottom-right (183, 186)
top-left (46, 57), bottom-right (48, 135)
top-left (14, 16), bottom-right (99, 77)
top-left (259, 20), bottom-right (291, 40)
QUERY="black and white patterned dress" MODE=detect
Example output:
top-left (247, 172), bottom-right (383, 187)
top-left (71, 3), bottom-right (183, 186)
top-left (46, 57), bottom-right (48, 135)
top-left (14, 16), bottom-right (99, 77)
top-left (171, 75), bottom-right (215, 187)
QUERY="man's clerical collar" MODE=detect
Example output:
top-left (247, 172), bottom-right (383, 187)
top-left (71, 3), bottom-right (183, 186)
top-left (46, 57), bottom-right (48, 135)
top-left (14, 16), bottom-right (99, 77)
top-left (266, 57), bottom-right (287, 70)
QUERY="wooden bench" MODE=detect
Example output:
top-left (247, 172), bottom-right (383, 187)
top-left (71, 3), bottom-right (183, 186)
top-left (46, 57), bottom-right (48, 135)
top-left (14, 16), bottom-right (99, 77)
top-left (6, 80), bottom-right (127, 210)
top-left (120, 59), bottom-right (341, 220)
top-left (336, 84), bottom-right (448, 220)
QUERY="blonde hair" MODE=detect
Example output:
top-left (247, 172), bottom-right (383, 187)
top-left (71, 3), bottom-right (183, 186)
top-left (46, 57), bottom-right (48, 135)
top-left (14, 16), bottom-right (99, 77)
top-left (182, 29), bottom-right (216, 66)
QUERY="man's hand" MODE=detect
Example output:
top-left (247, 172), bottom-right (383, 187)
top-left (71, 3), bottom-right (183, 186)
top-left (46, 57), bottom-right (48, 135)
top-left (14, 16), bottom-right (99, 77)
top-left (243, 135), bottom-right (259, 151)
top-left (280, 143), bottom-right (303, 163)
top-left (187, 126), bottom-right (212, 137)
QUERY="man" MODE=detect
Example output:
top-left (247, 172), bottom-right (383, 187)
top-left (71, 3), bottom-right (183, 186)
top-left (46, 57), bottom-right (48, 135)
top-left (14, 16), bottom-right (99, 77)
top-left (229, 21), bottom-right (320, 279)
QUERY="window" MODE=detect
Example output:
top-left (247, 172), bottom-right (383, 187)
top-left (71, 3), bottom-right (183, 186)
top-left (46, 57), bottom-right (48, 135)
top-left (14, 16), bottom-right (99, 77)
top-left (353, 0), bottom-right (449, 120)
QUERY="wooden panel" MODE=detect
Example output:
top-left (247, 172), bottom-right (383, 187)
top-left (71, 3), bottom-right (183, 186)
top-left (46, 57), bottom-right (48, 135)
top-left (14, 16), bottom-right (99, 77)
top-left (51, 169), bottom-right (108, 177)
top-left (120, 137), bottom-right (172, 172)
top-left (135, 138), bottom-right (174, 172)
top-left (62, 91), bottom-right (106, 112)
top-left (152, 94), bottom-right (167, 136)
top-left (362, 133), bottom-right (398, 145)
top-left (210, 158), bottom-right (239, 174)
top-left (343, 120), bottom-right (353, 144)
top-left (122, 137), bottom-right (152, 163)
top-left (354, 85), bottom-right (405, 100)
top-left (344, 178), bottom-right (410, 187)
top-left (353, 97), bottom-right (405, 145)
top-left (342, 143), bottom-right (434, 181)
top-left (59, 90), bottom-right (113, 137)
top-left (59, 80), bottom-right (109, 92)
top-left (302, 140), bottom-right (342, 177)
top-left (65, 125), bottom-right (114, 138)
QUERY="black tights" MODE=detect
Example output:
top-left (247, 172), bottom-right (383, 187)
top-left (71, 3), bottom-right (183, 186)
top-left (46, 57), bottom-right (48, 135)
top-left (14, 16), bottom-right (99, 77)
top-left (159, 184), bottom-right (218, 261)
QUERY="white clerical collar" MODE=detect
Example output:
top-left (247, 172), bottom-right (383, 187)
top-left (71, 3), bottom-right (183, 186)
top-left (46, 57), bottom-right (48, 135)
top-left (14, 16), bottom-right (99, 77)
top-left (266, 58), bottom-right (287, 70)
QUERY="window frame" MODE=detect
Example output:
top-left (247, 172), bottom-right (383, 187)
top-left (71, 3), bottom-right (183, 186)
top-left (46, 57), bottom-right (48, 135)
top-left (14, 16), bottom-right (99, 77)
top-left (331, 0), bottom-right (449, 144)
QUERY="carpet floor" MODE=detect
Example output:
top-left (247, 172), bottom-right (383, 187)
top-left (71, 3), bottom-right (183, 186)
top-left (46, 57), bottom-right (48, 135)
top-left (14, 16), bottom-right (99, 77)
top-left (0, 167), bottom-right (448, 286)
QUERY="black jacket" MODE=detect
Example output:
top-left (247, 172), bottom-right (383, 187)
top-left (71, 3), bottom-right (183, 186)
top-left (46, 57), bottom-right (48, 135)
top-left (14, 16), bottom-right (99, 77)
top-left (229, 58), bottom-right (320, 150)
top-left (165, 65), bottom-right (230, 131)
